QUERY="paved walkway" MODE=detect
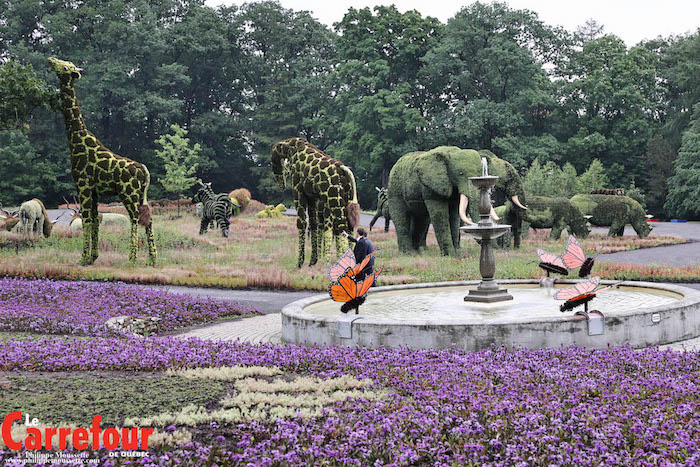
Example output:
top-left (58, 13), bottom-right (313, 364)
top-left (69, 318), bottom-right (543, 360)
top-left (176, 313), bottom-right (283, 344)
top-left (595, 222), bottom-right (700, 268)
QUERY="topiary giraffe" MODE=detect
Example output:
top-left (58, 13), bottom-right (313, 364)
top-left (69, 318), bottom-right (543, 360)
top-left (271, 137), bottom-right (360, 267)
top-left (48, 57), bottom-right (156, 266)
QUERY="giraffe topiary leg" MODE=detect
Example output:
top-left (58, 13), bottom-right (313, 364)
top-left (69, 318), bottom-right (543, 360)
top-left (128, 221), bottom-right (139, 264)
top-left (295, 197), bottom-right (308, 268)
top-left (308, 200), bottom-right (320, 266)
top-left (78, 195), bottom-right (96, 266)
top-left (146, 224), bottom-right (157, 266)
top-left (90, 198), bottom-right (99, 261)
top-left (335, 234), bottom-right (349, 257)
top-left (321, 222), bottom-right (333, 262)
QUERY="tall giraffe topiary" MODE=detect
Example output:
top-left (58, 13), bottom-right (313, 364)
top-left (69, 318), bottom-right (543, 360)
top-left (271, 137), bottom-right (360, 267)
top-left (48, 57), bottom-right (156, 266)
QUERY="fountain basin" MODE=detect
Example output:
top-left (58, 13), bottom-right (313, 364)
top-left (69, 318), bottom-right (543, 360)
top-left (281, 280), bottom-right (700, 350)
top-left (461, 224), bottom-right (511, 240)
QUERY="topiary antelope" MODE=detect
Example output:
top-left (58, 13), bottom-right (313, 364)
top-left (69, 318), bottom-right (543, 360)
top-left (48, 57), bottom-right (156, 265)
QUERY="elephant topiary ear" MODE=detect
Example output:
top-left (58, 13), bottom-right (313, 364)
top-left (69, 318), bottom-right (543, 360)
top-left (417, 151), bottom-right (451, 198)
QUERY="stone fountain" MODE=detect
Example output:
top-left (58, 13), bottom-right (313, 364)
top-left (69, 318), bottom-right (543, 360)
top-left (460, 158), bottom-right (513, 303)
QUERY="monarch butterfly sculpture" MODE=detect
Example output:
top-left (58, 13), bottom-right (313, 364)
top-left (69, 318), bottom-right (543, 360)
top-left (328, 249), bottom-right (383, 314)
top-left (554, 276), bottom-right (620, 312)
top-left (536, 248), bottom-right (569, 276)
top-left (561, 235), bottom-right (601, 278)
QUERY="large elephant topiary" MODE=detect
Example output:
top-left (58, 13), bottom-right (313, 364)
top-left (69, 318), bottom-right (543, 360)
top-left (570, 194), bottom-right (652, 238)
top-left (388, 147), bottom-right (527, 256)
top-left (500, 196), bottom-right (589, 245)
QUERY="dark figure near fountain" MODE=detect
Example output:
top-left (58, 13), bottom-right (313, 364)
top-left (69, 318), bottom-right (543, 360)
top-left (343, 228), bottom-right (375, 281)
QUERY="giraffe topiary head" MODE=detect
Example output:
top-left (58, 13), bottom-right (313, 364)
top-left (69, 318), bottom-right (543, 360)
top-left (48, 57), bottom-right (83, 82)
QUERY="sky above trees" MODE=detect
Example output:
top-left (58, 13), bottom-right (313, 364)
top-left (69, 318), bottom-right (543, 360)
top-left (207, 0), bottom-right (700, 46)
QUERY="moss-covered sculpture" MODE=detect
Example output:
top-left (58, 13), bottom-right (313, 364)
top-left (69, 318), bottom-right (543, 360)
top-left (271, 137), bottom-right (359, 267)
top-left (590, 188), bottom-right (625, 196)
top-left (17, 199), bottom-right (52, 237)
top-left (499, 196), bottom-right (589, 244)
top-left (570, 194), bottom-right (652, 238)
top-left (256, 204), bottom-right (287, 218)
top-left (369, 187), bottom-right (391, 232)
top-left (48, 57), bottom-right (156, 266)
top-left (192, 182), bottom-right (235, 237)
top-left (229, 188), bottom-right (251, 216)
top-left (388, 147), bottom-right (527, 256)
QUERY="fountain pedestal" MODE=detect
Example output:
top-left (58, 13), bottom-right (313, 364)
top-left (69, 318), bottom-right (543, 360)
top-left (461, 175), bottom-right (513, 303)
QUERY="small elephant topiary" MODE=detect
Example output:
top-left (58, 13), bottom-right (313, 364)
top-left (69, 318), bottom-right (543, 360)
top-left (570, 194), bottom-right (652, 238)
top-left (499, 196), bottom-right (589, 247)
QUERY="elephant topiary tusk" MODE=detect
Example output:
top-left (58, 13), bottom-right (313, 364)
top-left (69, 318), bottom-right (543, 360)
top-left (512, 195), bottom-right (527, 210)
top-left (459, 194), bottom-right (476, 225)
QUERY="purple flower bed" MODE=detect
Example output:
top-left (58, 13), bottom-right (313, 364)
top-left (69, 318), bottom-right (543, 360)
top-left (1, 336), bottom-right (700, 465)
top-left (0, 278), bottom-right (257, 336)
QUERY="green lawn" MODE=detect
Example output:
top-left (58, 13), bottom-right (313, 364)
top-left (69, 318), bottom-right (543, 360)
top-left (0, 208), bottom-right (695, 289)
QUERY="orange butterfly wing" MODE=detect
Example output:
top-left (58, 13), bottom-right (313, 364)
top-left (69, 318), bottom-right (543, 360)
top-left (329, 272), bottom-right (359, 303)
top-left (561, 235), bottom-right (586, 269)
top-left (355, 267), bottom-right (383, 298)
top-left (351, 250), bottom-right (378, 277)
top-left (329, 249), bottom-right (357, 282)
top-left (554, 276), bottom-right (600, 300)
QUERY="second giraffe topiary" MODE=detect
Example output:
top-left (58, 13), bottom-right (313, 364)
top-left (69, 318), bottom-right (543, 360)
top-left (271, 137), bottom-right (359, 267)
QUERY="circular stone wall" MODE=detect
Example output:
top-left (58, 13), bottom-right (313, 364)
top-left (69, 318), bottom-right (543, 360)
top-left (281, 280), bottom-right (700, 351)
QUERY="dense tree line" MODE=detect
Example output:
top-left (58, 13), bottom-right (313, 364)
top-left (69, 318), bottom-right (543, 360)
top-left (0, 0), bottom-right (698, 218)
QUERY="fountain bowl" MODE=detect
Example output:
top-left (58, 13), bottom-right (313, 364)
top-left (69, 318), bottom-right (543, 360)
top-left (281, 280), bottom-right (700, 351)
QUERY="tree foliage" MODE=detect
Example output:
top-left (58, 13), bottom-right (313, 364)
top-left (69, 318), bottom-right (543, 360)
top-left (0, 59), bottom-right (57, 131)
top-left (0, 0), bottom-right (697, 218)
top-left (665, 104), bottom-right (700, 219)
top-left (155, 124), bottom-right (202, 198)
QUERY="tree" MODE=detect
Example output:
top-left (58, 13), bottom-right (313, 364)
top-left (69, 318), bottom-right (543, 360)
top-left (0, 59), bottom-right (57, 131)
top-left (523, 160), bottom-right (578, 198)
top-left (420, 2), bottom-right (567, 165)
top-left (665, 104), bottom-right (700, 219)
top-left (154, 124), bottom-right (202, 216)
top-left (333, 6), bottom-right (441, 204)
top-left (576, 159), bottom-right (610, 194)
top-left (553, 35), bottom-right (661, 188)
top-left (576, 19), bottom-right (604, 43)
top-left (218, 1), bottom-right (338, 202)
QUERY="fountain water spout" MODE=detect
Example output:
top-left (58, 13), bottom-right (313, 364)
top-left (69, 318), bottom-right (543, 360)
top-left (481, 157), bottom-right (488, 177)
top-left (460, 170), bottom-right (513, 303)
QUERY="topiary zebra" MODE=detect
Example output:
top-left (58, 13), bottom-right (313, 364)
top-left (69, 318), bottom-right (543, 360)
top-left (192, 182), bottom-right (235, 237)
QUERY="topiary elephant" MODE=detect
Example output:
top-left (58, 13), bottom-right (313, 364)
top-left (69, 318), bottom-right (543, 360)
top-left (499, 196), bottom-right (590, 245)
top-left (570, 194), bottom-right (652, 238)
top-left (369, 187), bottom-right (391, 232)
top-left (388, 147), bottom-right (527, 256)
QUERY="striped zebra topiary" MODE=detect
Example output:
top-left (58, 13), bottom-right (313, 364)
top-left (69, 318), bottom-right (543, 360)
top-left (192, 182), bottom-right (236, 237)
